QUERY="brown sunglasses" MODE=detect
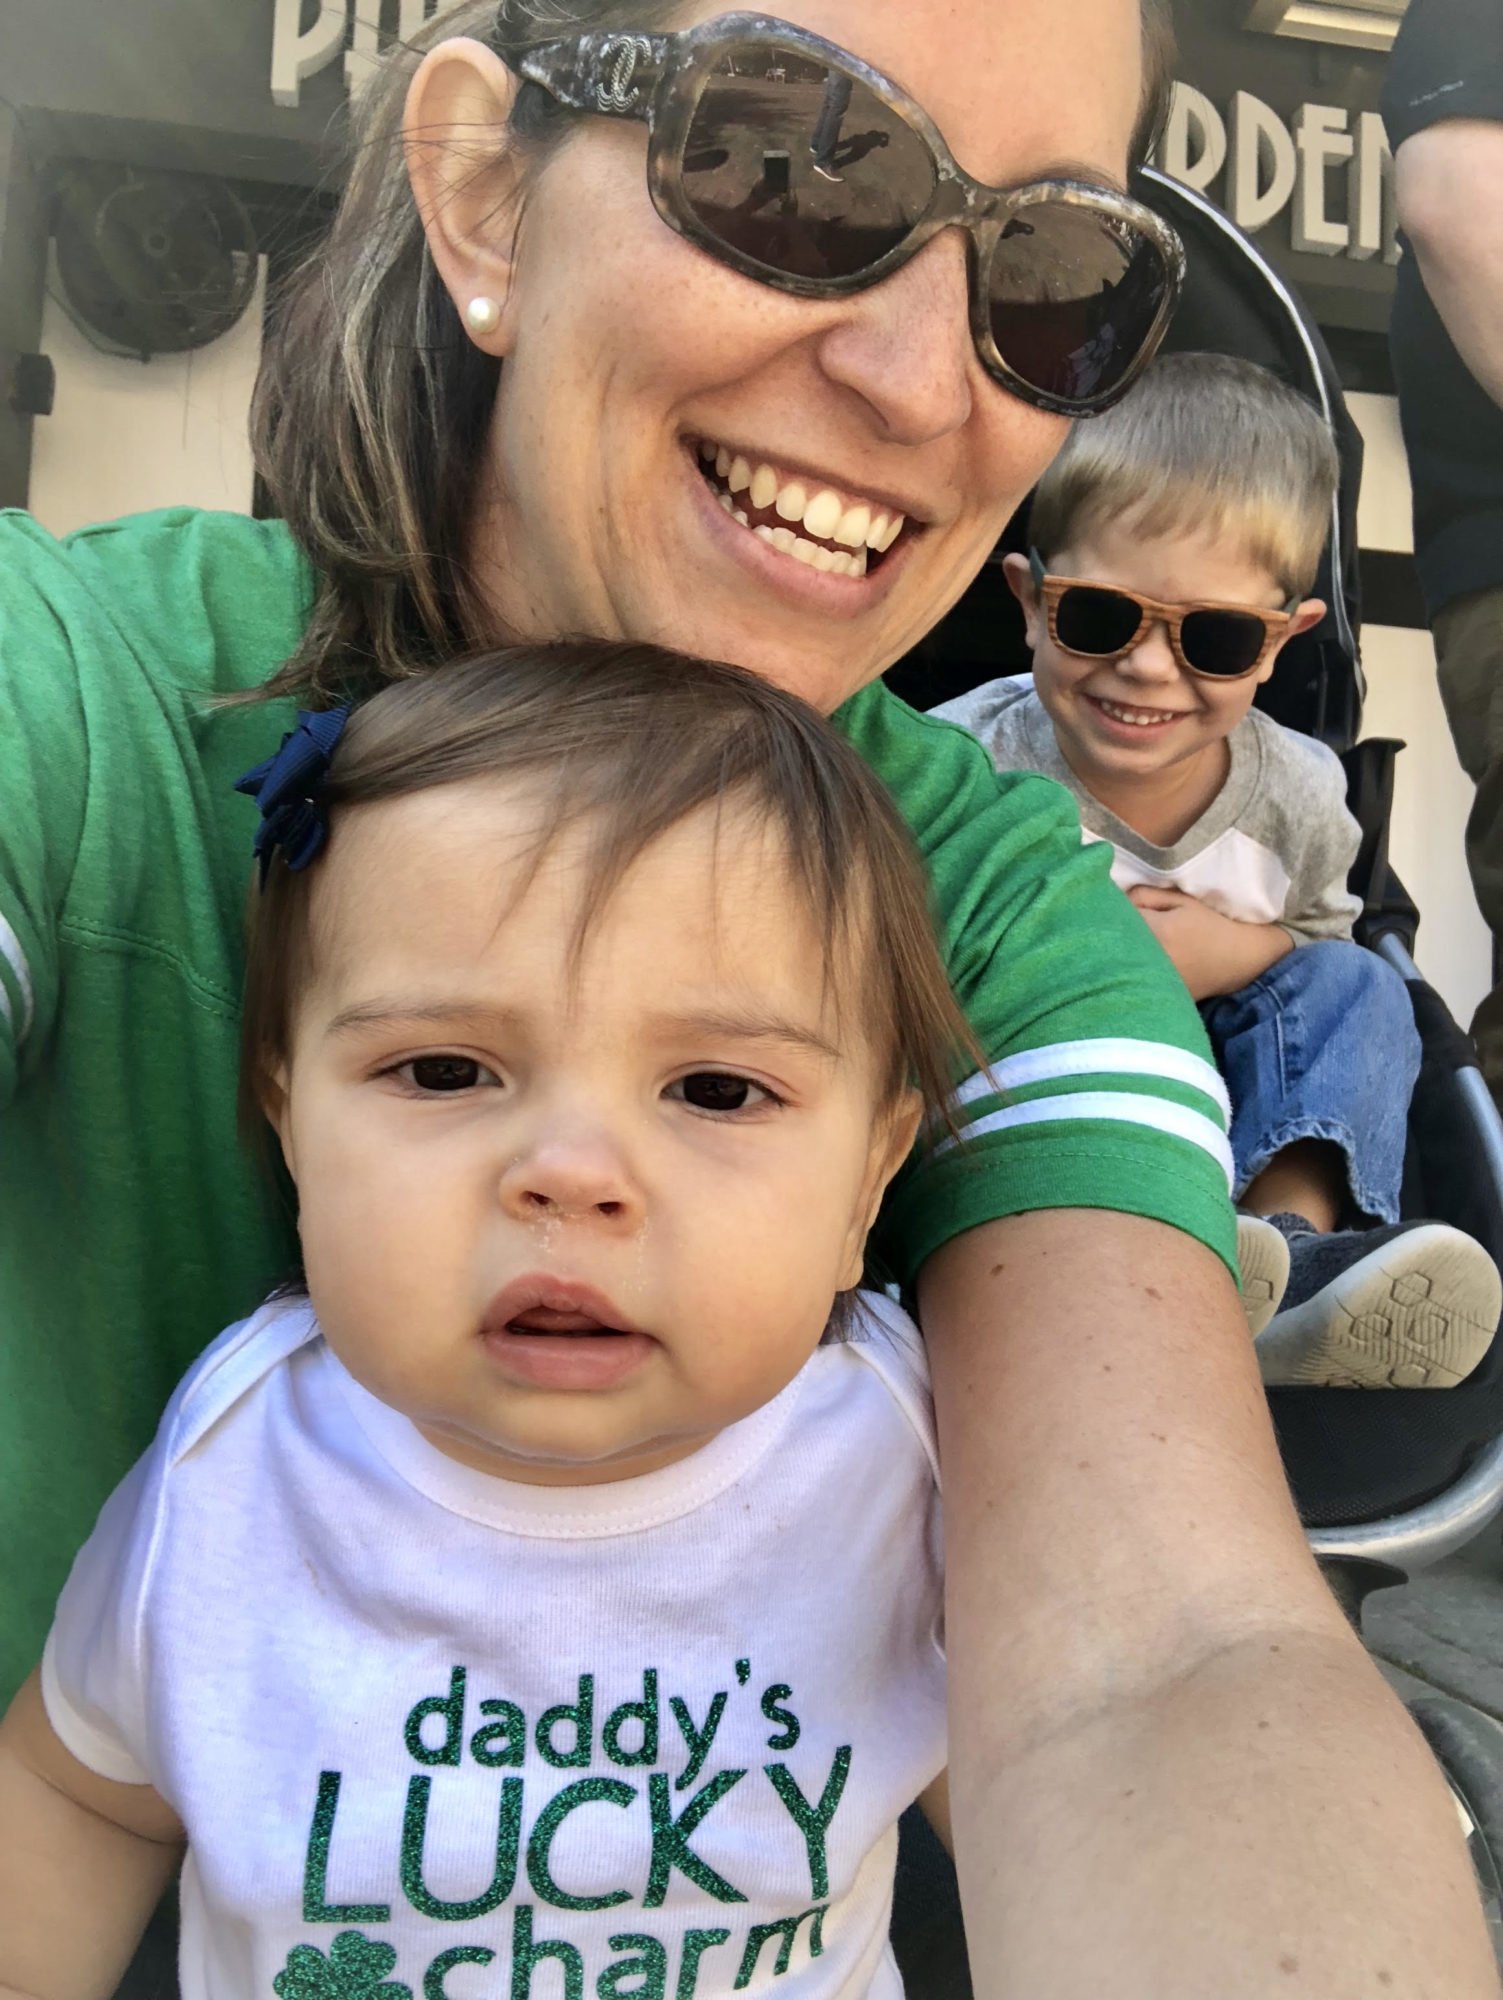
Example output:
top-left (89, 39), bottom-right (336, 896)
top-left (1028, 550), bottom-right (1302, 681)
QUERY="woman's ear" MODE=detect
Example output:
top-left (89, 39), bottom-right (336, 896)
top-left (1001, 550), bottom-right (1046, 656)
top-left (403, 37), bottom-right (528, 355)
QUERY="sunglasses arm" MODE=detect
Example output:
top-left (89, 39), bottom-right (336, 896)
top-left (512, 32), bottom-right (675, 122)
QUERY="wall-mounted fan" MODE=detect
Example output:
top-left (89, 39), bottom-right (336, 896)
top-left (52, 163), bottom-right (258, 360)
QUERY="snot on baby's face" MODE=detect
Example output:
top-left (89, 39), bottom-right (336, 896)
top-left (268, 779), bottom-right (913, 1485)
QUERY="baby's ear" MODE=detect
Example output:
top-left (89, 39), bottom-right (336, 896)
top-left (837, 1090), bottom-right (924, 1292)
top-left (258, 1063), bottom-right (297, 1181)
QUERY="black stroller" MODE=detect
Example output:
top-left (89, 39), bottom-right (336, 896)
top-left (884, 166), bottom-right (1503, 1990)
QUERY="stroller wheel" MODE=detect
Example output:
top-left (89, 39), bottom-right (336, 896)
top-left (1408, 1695), bottom-right (1503, 1970)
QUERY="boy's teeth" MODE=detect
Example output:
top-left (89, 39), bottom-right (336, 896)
top-left (1099, 698), bottom-right (1173, 726)
top-left (698, 439), bottom-right (905, 568)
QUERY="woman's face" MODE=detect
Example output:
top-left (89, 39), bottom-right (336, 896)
top-left (470, 0), bottom-right (1145, 712)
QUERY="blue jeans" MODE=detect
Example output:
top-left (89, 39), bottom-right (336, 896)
top-left (1200, 940), bottom-right (1421, 1225)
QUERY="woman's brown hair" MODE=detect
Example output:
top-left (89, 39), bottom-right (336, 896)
top-left (251, 0), bottom-right (1179, 707)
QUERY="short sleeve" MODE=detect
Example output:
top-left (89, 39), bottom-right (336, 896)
top-left (39, 1449), bottom-right (161, 1786)
top-left (1383, 0), bottom-right (1503, 149)
top-left (0, 516), bottom-right (89, 1105)
top-left (837, 687), bottom-right (1237, 1290)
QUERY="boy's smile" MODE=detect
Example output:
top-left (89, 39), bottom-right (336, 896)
top-left (269, 779), bottom-right (916, 1488)
top-left (1006, 520), bottom-right (1323, 841)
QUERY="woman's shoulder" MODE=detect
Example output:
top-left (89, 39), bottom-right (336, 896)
top-left (0, 506), bottom-right (315, 699)
top-left (837, 679), bottom-right (1083, 835)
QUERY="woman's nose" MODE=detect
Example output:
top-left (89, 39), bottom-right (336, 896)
top-left (814, 230), bottom-right (976, 446)
top-left (498, 1126), bottom-right (643, 1228)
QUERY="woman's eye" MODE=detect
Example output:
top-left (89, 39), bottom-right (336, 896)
top-left (670, 1072), bottom-right (775, 1114)
top-left (399, 1056), bottom-right (495, 1094)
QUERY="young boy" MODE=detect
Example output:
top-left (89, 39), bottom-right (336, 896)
top-left (0, 645), bottom-right (967, 2000)
top-left (938, 352), bottom-right (1500, 1388)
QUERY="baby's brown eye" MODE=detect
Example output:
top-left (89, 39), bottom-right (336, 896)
top-left (407, 1056), bottom-right (484, 1093)
top-left (675, 1072), bottom-right (762, 1113)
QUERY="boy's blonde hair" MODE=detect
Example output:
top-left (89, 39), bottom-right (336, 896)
top-left (1029, 352), bottom-right (1339, 600)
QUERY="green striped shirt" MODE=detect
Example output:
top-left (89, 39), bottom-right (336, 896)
top-left (0, 506), bottom-right (1235, 1703)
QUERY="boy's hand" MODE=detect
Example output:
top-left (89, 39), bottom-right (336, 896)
top-left (1126, 886), bottom-right (1293, 1001)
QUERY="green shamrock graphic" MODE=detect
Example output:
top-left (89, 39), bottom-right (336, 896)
top-left (273, 1930), bottom-right (412, 2000)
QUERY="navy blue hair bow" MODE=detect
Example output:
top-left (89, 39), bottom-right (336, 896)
top-left (234, 707), bottom-right (351, 886)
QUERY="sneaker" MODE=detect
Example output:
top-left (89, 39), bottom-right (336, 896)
top-left (1254, 1216), bottom-right (1501, 1388)
top-left (1236, 1213), bottom-right (1291, 1340)
top-left (810, 160), bottom-right (844, 182)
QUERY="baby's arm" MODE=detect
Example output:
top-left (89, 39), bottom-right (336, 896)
top-left (0, 1671), bottom-right (183, 2000)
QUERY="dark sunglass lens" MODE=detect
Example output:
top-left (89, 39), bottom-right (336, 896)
top-left (989, 201), bottom-right (1170, 405)
top-left (1179, 610), bottom-right (1270, 676)
top-left (680, 48), bottom-right (936, 281)
top-left (1054, 586), bottom-right (1144, 657)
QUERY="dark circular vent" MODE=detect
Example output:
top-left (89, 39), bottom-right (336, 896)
top-left (53, 164), bottom-right (258, 359)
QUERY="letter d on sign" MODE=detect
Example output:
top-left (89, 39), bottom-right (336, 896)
top-left (272, 0), bottom-right (350, 109)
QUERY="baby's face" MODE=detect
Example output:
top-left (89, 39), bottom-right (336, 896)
top-left (269, 780), bottom-right (911, 1485)
top-left (1018, 521), bottom-right (1298, 797)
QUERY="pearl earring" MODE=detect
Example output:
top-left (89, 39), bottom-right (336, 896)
top-left (464, 296), bottom-right (501, 336)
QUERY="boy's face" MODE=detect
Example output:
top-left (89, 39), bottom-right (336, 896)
top-left (1006, 520), bottom-right (1324, 800)
top-left (269, 781), bottom-right (917, 1486)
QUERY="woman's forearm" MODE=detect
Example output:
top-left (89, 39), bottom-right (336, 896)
top-left (920, 1209), bottom-right (1497, 1998)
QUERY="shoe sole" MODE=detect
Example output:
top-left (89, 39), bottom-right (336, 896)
top-left (1237, 1216), bottom-right (1291, 1341)
top-left (1254, 1224), bottom-right (1503, 1388)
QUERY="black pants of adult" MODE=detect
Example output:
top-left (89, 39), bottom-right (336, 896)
top-left (1435, 585), bottom-right (1503, 1101)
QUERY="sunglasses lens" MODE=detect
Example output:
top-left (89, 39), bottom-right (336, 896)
top-left (681, 48), bottom-right (937, 280)
top-left (1054, 586), bottom-right (1145, 657)
top-left (1179, 609), bottom-right (1271, 677)
top-left (989, 201), bottom-right (1172, 406)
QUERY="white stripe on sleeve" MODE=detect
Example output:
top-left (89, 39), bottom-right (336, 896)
top-left (951, 1038), bottom-right (1231, 1125)
top-left (934, 1090), bottom-right (1235, 1188)
top-left (0, 909), bottom-right (34, 1043)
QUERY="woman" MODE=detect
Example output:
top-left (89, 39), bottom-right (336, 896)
top-left (0, 2), bottom-right (1493, 1991)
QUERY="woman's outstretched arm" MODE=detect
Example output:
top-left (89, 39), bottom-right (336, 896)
top-left (922, 1206), bottom-right (1498, 2000)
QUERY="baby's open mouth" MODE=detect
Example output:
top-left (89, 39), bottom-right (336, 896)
top-left (503, 1307), bottom-right (628, 1337)
top-left (693, 437), bottom-right (907, 578)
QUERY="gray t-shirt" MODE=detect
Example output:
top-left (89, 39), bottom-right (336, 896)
top-left (934, 676), bottom-right (1361, 945)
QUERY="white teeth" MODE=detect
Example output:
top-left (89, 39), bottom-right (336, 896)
top-left (749, 463), bottom-right (779, 512)
top-left (775, 481), bottom-right (808, 524)
top-left (1099, 699), bottom-right (1173, 727)
top-left (700, 443), bottom-right (888, 577)
top-left (802, 489), bottom-right (843, 541)
top-left (834, 504), bottom-right (871, 549)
